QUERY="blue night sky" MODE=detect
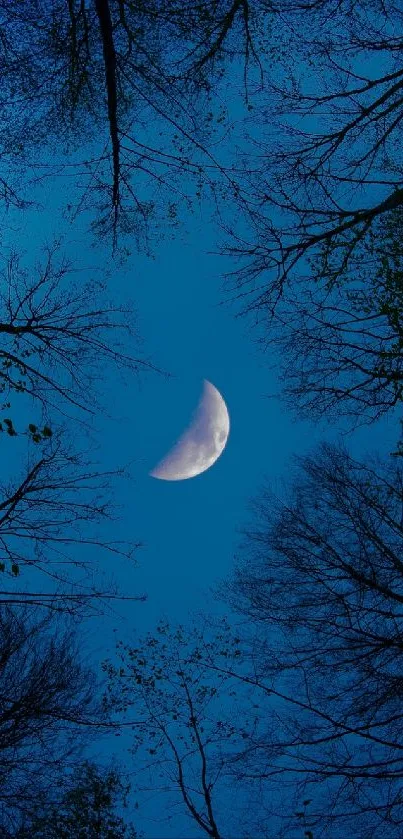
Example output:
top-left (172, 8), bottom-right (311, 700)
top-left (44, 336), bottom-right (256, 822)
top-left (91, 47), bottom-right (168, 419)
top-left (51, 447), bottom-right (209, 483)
top-left (5, 173), bottom-right (320, 636)
top-left (2, 27), bottom-right (399, 836)
top-left (7, 172), bottom-right (396, 647)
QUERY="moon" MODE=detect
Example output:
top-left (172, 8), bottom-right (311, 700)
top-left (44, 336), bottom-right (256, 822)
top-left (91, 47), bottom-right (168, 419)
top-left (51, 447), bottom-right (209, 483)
top-left (150, 379), bottom-right (230, 481)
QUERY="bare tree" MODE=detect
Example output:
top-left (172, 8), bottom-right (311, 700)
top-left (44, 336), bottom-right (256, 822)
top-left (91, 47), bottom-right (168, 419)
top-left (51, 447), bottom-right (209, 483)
top-left (0, 242), bottom-right (148, 614)
top-left (218, 442), bottom-right (403, 838)
top-left (261, 206), bottom-right (403, 426)
top-left (0, 431), bottom-right (146, 614)
top-left (0, 241), bottom-right (152, 424)
top-left (104, 619), bottom-right (259, 839)
top-left (224, 1), bottom-right (403, 308)
top-left (0, 0), bottom-right (267, 248)
top-left (0, 604), bottom-right (102, 834)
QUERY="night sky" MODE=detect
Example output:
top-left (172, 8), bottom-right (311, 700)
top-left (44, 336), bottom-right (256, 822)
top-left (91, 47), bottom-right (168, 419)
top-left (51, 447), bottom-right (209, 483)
top-left (8, 162), bottom-right (395, 645)
top-left (1, 5), bottom-right (401, 836)
top-left (4, 140), bottom-right (396, 838)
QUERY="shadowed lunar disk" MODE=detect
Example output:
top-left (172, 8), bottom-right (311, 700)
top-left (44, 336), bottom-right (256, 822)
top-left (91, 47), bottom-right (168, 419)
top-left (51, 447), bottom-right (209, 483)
top-left (150, 379), bottom-right (230, 481)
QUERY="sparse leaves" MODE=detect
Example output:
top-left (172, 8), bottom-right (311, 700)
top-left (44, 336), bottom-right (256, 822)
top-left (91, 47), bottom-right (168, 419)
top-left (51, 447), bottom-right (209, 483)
top-left (104, 617), bottom-right (258, 838)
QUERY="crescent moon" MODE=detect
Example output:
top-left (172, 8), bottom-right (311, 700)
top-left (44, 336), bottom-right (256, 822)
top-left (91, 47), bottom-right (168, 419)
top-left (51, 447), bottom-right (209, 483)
top-left (150, 379), bottom-right (230, 481)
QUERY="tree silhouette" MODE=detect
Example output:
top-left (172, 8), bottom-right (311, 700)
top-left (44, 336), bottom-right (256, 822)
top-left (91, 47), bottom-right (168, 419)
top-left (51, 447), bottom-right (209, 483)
top-left (0, 605), bottom-right (101, 833)
top-left (0, 239), bottom-right (148, 614)
top-left (14, 760), bottom-right (138, 839)
top-left (263, 207), bottom-right (403, 427)
top-left (220, 443), bottom-right (403, 838)
top-left (104, 619), bottom-right (258, 839)
top-left (0, 0), bottom-right (266, 248)
top-left (225, 1), bottom-right (403, 312)
top-left (0, 242), bottom-right (151, 423)
top-left (0, 433), bottom-right (145, 614)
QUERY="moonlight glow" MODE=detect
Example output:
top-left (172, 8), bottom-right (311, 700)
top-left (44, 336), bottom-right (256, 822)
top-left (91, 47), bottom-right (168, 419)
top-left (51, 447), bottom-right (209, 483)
top-left (150, 380), bottom-right (230, 481)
